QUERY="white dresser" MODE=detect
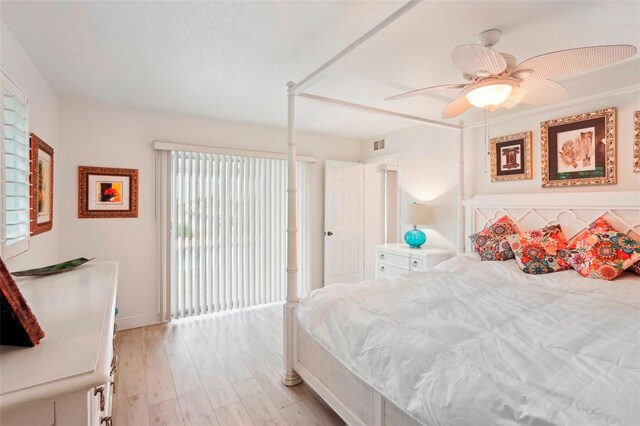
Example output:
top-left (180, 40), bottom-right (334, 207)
top-left (0, 262), bottom-right (119, 426)
top-left (375, 244), bottom-right (454, 278)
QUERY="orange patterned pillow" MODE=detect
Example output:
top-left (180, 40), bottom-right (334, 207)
top-left (469, 215), bottom-right (518, 261)
top-left (565, 218), bottom-right (640, 280)
top-left (507, 225), bottom-right (570, 274)
top-left (629, 233), bottom-right (640, 276)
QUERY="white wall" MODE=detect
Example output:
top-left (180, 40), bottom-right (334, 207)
top-left (365, 90), bottom-right (640, 252)
top-left (57, 98), bottom-right (361, 329)
top-left (363, 155), bottom-right (398, 280)
top-left (1, 21), bottom-right (59, 270)
top-left (361, 126), bottom-right (460, 252)
top-left (465, 90), bottom-right (640, 196)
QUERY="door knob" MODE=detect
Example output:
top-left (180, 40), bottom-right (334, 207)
top-left (325, 231), bottom-right (333, 236)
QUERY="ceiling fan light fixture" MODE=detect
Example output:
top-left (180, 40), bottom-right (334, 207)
top-left (463, 79), bottom-right (516, 108)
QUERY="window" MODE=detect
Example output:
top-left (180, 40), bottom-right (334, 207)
top-left (1, 73), bottom-right (30, 259)
top-left (170, 151), bottom-right (310, 318)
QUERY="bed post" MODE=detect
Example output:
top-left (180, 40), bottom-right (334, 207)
top-left (282, 81), bottom-right (303, 386)
top-left (457, 120), bottom-right (465, 255)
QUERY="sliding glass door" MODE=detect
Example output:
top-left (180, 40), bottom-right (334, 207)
top-left (170, 151), bottom-right (310, 319)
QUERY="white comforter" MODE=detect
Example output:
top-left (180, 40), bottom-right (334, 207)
top-left (296, 255), bottom-right (640, 426)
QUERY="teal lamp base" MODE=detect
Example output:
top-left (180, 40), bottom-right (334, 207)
top-left (404, 225), bottom-right (426, 248)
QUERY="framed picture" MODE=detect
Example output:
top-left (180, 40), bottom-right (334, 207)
top-left (30, 133), bottom-right (54, 236)
top-left (490, 131), bottom-right (532, 182)
top-left (0, 257), bottom-right (45, 347)
top-left (541, 107), bottom-right (616, 187)
top-left (634, 110), bottom-right (639, 173)
top-left (78, 166), bottom-right (139, 218)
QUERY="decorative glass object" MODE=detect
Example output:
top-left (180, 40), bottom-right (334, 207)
top-left (404, 202), bottom-right (430, 248)
top-left (404, 225), bottom-right (427, 248)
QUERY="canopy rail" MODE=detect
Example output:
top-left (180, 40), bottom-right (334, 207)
top-left (288, 0), bottom-right (422, 96)
top-left (299, 93), bottom-right (461, 130)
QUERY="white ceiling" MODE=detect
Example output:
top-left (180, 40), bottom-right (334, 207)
top-left (2, 1), bottom-right (639, 139)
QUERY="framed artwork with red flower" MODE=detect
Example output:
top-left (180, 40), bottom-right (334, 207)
top-left (78, 166), bottom-right (138, 218)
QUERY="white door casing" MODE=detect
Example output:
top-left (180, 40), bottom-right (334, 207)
top-left (324, 160), bottom-right (364, 285)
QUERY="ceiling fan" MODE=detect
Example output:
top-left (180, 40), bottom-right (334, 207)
top-left (385, 29), bottom-right (637, 119)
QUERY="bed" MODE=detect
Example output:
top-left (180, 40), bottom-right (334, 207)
top-left (291, 192), bottom-right (640, 426)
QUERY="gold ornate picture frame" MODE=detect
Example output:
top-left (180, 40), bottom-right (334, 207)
top-left (541, 107), bottom-right (616, 187)
top-left (634, 110), bottom-right (639, 173)
top-left (78, 166), bottom-right (139, 218)
top-left (30, 133), bottom-right (54, 235)
top-left (490, 131), bottom-right (532, 182)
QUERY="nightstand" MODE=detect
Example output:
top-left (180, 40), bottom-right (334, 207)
top-left (375, 244), bottom-right (454, 279)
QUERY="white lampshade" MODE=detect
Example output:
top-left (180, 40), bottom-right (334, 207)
top-left (465, 84), bottom-right (513, 108)
top-left (404, 202), bottom-right (430, 225)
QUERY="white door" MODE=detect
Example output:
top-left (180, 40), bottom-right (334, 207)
top-left (324, 160), bottom-right (364, 285)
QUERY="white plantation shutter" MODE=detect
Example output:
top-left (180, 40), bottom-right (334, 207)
top-left (170, 151), bottom-right (310, 318)
top-left (1, 74), bottom-right (30, 259)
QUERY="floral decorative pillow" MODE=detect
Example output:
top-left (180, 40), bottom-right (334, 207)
top-left (469, 215), bottom-right (518, 261)
top-left (564, 217), bottom-right (640, 280)
top-left (629, 233), bottom-right (640, 276)
top-left (507, 225), bottom-right (570, 274)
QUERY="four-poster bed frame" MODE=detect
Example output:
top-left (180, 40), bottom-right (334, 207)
top-left (281, 0), bottom-right (465, 388)
top-left (281, 1), bottom-right (467, 421)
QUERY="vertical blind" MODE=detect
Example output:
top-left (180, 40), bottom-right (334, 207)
top-left (1, 77), bottom-right (30, 258)
top-left (170, 151), bottom-right (310, 318)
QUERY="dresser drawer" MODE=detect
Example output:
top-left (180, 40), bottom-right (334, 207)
top-left (376, 250), bottom-right (410, 269)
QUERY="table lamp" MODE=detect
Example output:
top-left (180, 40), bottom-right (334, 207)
top-left (404, 202), bottom-right (429, 248)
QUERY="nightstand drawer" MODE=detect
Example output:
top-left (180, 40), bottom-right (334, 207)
top-left (376, 262), bottom-right (407, 278)
top-left (374, 245), bottom-right (455, 279)
top-left (376, 250), bottom-right (410, 269)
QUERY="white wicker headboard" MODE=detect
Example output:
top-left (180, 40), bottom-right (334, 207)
top-left (463, 191), bottom-right (640, 253)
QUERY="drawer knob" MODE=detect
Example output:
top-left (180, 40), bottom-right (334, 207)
top-left (380, 266), bottom-right (385, 272)
top-left (412, 260), bottom-right (418, 267)
top-left (379, 253), bottom-right (385, 260)
top-left (94, 386), bottom-right (105, 411)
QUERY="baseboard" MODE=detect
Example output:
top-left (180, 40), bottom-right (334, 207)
top-left (116, 312), bottom-right (161, 330)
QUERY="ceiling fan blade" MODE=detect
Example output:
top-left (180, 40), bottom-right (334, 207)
top-left (442, 96), bottom-right (472, 119)
top-left (384, 84), bottom-right (467, 101)
top-left (518, 79), bottom-right (568, 105)
top-left (451, 44), bottom-right (507, 76)
top-left (513, 45), bottom-right (637, 80)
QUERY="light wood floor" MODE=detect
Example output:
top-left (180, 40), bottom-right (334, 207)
top-left (114, 302), bottom-right (344, 426)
